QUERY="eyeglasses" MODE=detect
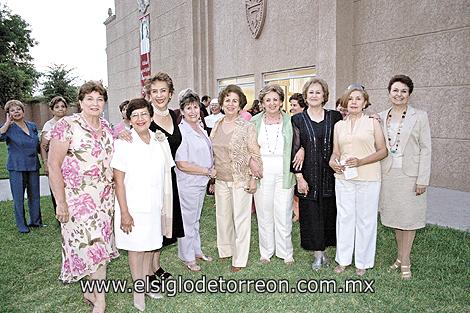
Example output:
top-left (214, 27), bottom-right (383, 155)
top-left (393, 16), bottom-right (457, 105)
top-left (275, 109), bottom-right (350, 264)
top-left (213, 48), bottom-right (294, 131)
top-left (130, 112), bottom-right (150, 119)
top-left (347, 83), bottom-right (365, 91)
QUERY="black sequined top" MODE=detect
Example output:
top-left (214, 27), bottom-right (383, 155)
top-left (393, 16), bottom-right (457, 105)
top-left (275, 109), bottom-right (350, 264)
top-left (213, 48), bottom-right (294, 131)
top-left (291, 109), bottom-right (342, 200)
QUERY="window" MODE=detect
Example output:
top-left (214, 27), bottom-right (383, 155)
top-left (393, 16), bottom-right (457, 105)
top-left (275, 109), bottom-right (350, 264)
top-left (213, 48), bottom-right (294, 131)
top-left (217, 75), bottom-right (255, 110)
top-left (263, 67), bottom-right (316, 112)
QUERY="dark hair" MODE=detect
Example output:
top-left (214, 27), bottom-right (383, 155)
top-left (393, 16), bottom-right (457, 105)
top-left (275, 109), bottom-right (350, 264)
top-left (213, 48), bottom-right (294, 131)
top-left (78, 81), bottom-right (108, 102)
top-left (201, 95), bottom-right (210, 103)
top-left (289, 93), bottom-right (306, 108)
top-left (387, 75), bottom-right (414, 94)
top-left (144, 72), bottom-right (175, 95)
top-left (179, 89), bottom-right (200, 110)
top-left (49, 96), bottom-right (68, 110)
top-left (302, 78), bottom-right (329, 106)
top-left (125, 98), bottom-right (154, 120)
top-left (218, 84), bottom-right (247, 109)
top-left (336, 97), bottom-right (341, 108)
top-left (258, 83), bottom-right (285, 103)
top-left (119, 100), bottom-right (129, 112)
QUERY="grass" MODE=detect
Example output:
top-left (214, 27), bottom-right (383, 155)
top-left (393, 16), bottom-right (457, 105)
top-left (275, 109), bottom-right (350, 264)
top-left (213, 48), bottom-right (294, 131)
top-left (0, 196), bottom-right (468, 312)
top-left (0, 142), bottom-right (45, 179)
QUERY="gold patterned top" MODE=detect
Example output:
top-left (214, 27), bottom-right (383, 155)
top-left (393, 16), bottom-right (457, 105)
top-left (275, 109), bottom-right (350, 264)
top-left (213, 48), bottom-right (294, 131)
top-left (210, 116), bottom-right (262, 188)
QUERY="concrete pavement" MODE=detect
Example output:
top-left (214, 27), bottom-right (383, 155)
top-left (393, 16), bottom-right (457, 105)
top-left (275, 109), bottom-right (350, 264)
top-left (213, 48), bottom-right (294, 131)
top-left (0, 178), bottom-right (468, 231)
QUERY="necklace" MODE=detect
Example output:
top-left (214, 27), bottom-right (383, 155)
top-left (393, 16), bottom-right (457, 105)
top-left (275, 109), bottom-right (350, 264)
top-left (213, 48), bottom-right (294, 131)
top-left (264, 116), bottom-right (282, 154)
top-left (81, 114), bottom-right (101, 131)
top-left (386, 108), bottom-right (407, 154)
top-left (265, 113), bottom-right (281, 125)
top-left (154, 108), bottom-right (170, 116)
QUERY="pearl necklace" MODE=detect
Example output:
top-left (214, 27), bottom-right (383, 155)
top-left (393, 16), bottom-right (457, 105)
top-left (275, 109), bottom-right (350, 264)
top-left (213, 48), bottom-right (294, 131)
top-left (154, 108), bottom-right (170, 117)
top-left (386, 108), bottom-right (407, 154)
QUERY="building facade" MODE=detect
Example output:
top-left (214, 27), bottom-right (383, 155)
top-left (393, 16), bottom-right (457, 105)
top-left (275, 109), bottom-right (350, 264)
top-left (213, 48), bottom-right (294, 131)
top-left (105, 0), bottom-right (470, 201)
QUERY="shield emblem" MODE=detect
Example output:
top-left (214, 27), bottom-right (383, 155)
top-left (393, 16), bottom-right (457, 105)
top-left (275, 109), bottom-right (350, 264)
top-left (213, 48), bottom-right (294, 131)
top-left (245, 0), bottom-right (266, 39)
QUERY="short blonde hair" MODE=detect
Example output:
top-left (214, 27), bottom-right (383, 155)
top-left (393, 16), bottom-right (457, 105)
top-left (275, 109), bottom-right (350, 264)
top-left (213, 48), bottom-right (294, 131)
top-left (340, 88), bottom-right (371, 109)
top-left (5, 100), bottom-right (25, 112)
top-left (302, 78), bottom-right (329, 106)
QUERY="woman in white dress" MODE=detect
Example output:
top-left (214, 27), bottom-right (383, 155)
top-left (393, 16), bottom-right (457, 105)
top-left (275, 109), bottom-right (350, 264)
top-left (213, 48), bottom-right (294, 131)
top-left (112, 98), bottom-right (174, 311)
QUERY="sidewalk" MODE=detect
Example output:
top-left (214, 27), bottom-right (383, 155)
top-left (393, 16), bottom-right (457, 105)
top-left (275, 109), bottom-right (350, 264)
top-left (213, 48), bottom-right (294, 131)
top-left (0, 178), bottom-right (468, 231)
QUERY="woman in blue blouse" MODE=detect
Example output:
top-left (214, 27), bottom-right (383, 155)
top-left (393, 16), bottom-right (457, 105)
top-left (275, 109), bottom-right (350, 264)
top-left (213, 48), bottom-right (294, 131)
top-left (0, 100), bottom-right (43, 233)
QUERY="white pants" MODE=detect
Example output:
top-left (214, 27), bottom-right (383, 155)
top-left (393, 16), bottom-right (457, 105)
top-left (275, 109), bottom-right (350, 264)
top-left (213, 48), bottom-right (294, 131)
top-left (335, 179), bottom-right (381, 269)
top-left (177, 184), bottom-right (206, 262)
top-left (254, 171), bottom-right (294, 262)
top-left (215, 180), bottom-right (252, 267)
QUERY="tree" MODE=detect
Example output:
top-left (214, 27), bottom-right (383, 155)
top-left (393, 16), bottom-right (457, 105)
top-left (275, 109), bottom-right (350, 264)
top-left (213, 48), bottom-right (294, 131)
top-left (41, 64), bottom-right (78, 104)
top-left (0, 5), bottom-right (40, 107)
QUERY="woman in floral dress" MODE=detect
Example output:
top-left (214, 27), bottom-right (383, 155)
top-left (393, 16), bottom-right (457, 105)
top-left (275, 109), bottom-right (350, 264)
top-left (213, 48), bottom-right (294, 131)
top-left (48, 81), bottom-right (118, 313)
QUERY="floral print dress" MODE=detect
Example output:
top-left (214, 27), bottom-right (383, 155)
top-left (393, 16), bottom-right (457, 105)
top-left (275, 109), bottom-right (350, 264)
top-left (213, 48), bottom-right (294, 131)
top-left (51, 114), bottom-right (119, 283)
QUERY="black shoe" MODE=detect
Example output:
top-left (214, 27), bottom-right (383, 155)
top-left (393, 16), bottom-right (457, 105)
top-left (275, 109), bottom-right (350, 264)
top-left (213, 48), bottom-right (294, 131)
top-left (19, 228), bottom-right (30, 233)
top-left (28, 224), bottom-right (47, 228)
top-left (155, 267), bottom-right (172, 279)
top-left (147, 274), bottom-right (162, 292)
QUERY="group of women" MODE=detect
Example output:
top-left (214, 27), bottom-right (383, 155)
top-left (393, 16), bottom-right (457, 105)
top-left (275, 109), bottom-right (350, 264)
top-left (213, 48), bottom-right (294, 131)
top-left (1, 72), bottom-right (431, 312)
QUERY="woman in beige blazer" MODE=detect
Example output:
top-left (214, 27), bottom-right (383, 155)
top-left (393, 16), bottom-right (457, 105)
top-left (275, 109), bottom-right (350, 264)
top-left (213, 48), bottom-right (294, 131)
top-left (378, 75), bottom-right (431, 280)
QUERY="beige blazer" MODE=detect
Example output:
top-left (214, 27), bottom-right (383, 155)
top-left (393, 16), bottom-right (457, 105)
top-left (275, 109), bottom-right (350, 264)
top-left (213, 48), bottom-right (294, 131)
top-left (379, 105), bottom-right (432, 186)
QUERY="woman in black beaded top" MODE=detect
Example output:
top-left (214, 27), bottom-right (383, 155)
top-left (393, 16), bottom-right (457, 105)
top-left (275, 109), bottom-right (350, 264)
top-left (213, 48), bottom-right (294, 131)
top-left (291, 78), bottom-right (342, 271)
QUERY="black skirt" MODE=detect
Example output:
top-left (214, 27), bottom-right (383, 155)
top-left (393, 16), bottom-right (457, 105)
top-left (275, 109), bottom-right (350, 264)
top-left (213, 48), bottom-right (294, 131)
top-left (298, 196), bottom-right (337, 251)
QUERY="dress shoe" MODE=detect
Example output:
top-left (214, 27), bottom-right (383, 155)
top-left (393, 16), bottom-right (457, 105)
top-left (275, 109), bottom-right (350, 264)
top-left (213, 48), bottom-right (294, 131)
top-left (230, 266), bottom-right (241, 272)
top-left (154, 267), bottom-right (172, 279)
top-left (355, 268), bottom-right (366, 276)
top-left (28, 223), bottom-right (47, 228)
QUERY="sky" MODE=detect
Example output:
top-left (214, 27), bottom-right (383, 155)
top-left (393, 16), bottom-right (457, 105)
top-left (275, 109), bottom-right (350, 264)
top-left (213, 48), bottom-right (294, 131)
top-left (3, 0), bottom-right (115, 88)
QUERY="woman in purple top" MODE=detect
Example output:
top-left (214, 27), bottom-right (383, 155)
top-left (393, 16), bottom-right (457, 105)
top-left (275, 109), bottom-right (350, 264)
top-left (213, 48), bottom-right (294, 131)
top-left (175, 89), bottom-right (216, 271)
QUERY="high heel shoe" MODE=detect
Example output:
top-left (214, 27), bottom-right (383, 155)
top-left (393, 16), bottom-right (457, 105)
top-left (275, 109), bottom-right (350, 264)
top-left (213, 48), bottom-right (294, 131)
top-left (334, 265), bottom-right (346, 273)
top-left (400, 265), bottom-right (412, 280)
top-left (389, 259), bottom-right (401, 272)
top-left (154, 267), bottom-right (172, 279)
top-left (355, 268), bottom-right (366, 276)
top-left (134, 302), bottom-right (145, 312)
top-left (312, 256), bottom-right (322, 271)
top-left (312, 255), bottom-right (329, 271)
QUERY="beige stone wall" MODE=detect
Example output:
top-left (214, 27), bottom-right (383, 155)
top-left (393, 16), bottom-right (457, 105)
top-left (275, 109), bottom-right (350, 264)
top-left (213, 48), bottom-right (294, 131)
top-left (352, 0), bottom-right (470, 191)
top-left (106, 0), bottom-right (196, 123)
top-left (105, 0), bottom-right (470, 192)
top-left (211, 0), bottom-right (321, 99)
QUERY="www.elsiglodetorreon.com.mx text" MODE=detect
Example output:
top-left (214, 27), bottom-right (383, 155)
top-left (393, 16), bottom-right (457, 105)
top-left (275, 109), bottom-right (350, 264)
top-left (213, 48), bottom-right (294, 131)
top-left (80, 276), bottom-right (375, 297)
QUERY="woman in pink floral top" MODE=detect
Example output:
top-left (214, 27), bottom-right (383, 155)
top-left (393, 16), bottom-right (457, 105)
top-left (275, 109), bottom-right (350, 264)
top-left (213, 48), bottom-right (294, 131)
top-left (48, 81), bottom-right (118, 313)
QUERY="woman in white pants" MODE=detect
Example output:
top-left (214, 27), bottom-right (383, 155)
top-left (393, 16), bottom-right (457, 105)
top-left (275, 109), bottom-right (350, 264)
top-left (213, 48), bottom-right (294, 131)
top-left (329, 86), bottom-right (387, 276)
top-left (175, 89), bottom-right (216, 272)
top-left (252, 84), bottom-right (297, 264)
top-left (210, 84), bottom-right (262, 273)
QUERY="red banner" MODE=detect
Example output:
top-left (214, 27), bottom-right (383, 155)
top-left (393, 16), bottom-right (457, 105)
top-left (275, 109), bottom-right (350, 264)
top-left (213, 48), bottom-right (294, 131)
top-left (140, 14), bottom-right (151, 89)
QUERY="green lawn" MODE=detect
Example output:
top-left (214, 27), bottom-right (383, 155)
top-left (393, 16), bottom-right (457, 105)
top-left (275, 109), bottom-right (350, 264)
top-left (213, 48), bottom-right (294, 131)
top-left (0, 142), bottom-right (8, 179)
top-left (0, 142), bottom-right (45, 179)
top-left (0, 196), bottom-right (468, 312)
